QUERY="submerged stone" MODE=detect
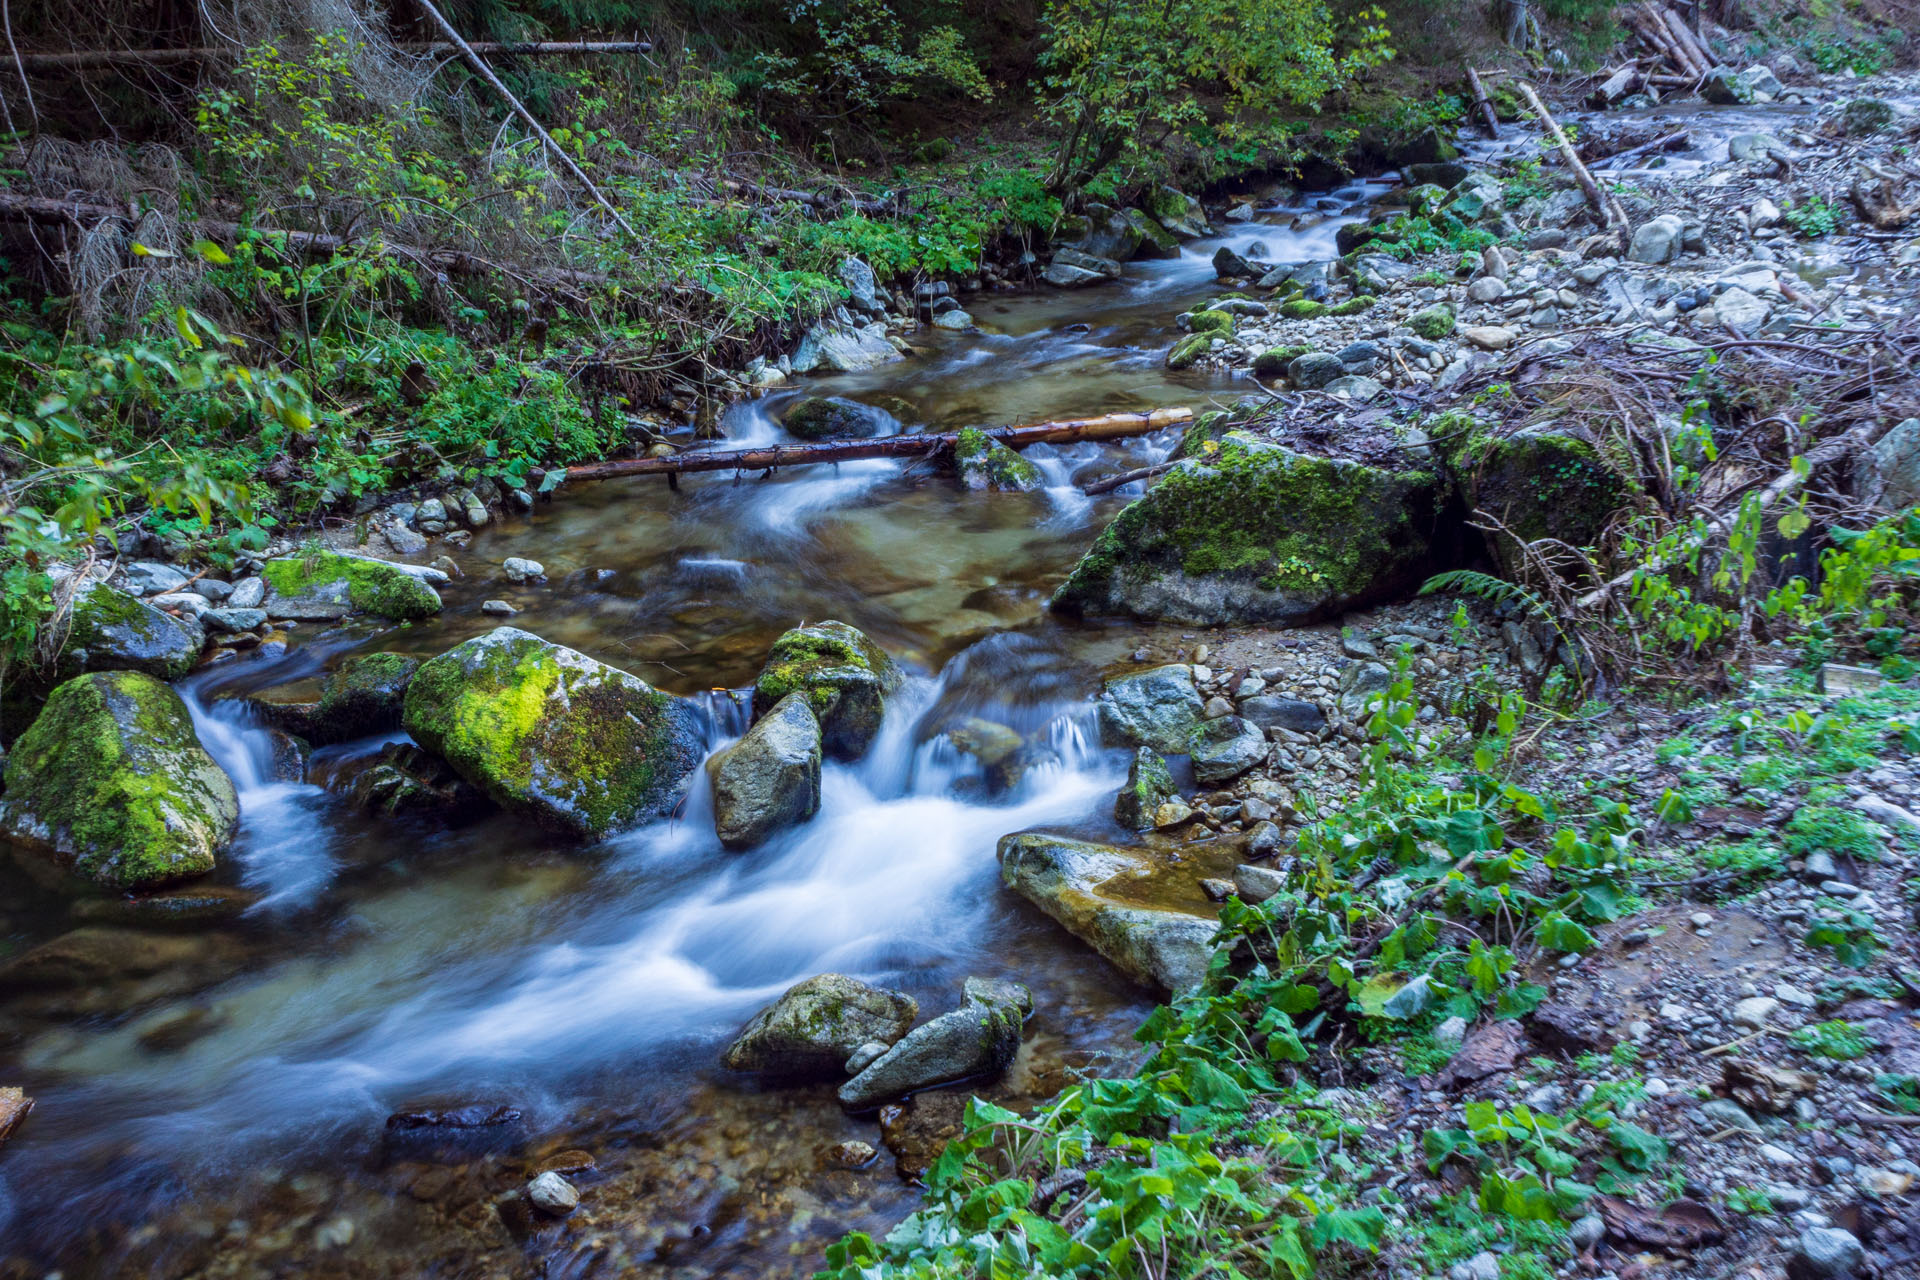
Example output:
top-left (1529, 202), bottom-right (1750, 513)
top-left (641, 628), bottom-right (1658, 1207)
top-left (402, 627), bottom-right (704, 840)
top-left (722, 973), bottom-right (918, 1076)
top-left (997, 833), bottom-right (1221, 992)
top-left (751, 621), bottom-right (903, 762)
top-left (261, 551), bottom-right (441, 622)
top-left (257, 651), bottom-right (421, 744)
top-left (708, 692), bottom-right (822, 850)
top-left (0, 671), bottom-right (237, 890)
top-left (783, 396), bottom-right (891, 441)
top-left (1051, 440), bottom-right (1443, 627)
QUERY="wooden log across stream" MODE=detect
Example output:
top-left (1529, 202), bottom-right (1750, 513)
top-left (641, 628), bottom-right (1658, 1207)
top-left (544, 407), bottom-right (1194, 485)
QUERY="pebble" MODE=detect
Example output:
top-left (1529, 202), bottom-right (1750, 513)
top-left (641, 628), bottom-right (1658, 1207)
top-left (503, 556), bottom-right (545, 583)
top-left (527, 1170), bottom-right (580, 1216)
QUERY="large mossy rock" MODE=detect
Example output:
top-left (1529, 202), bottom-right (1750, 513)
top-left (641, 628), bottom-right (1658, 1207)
top-left (262, 551), bottom-right (442, 622)
top-left (751, 621), bottom-right (903, 761)
top-left (722, 973), bottom-right (918, 1077)
top-left (1145, 185), bottom-right (1209, 239)
top-left (401, 627), bottom-right (704, 840)
top-left (954, 428), bottom-right (1042, 491)
top-left (997, 833), bottom-right (1224, 992)
top-left (1448, 427), bottom-right (1632, 577)
top-left (1051, 439), bottom-right (1443, 627)
top-left (58, 577), bottom-right (202, 681)
top-left (783, 396), bottom-right (891, 441)
top-left (707, 692), bottom-right (822, 850)
top-left (0, 672), bottom-right (238, 890)
top-left (257, 651), bottom-right (420, 744)
top-left (838, 977), bottom-right (1031, 1109)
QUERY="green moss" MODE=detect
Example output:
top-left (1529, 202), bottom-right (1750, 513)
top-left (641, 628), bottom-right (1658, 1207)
top-left (55, 580), bottom-right (200, 681)
top-left (0, 671), bottom-right (236, 888)
top-left (1278, 299), bottom-right (1327, 320)
top-left (1328, 296), bottom-right (1377, 316)
top-left (402, 628), bottom-right (699, 838)
top-left (955, 427), bottom-right (1042, 489)
top-left (1449, 429), bottom-right (1633, 574)
top-left (1251, 345), bottom-right (1312, 377)
top-left (752, 621), bottom-right (902, 760)
top-left (1165, 332), bottom-right (1214, 370)
top-left (1410, 304), bottom-right (1456, 339)
top-left (311, 651), bottom-right (419, 738)
top-left (1188, 309), bottom-right (1235, 335)
top-left (262, 551), bottom-right (441, 620)
top-left (1053, 441), bottom-right (1438, 621)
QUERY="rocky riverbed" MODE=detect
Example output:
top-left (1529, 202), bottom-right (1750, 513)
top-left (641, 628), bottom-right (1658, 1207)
top-left (0, 58), bottom-right (1918, 1280)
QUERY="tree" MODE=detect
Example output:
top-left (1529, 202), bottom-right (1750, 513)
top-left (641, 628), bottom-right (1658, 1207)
top-left (1038, 0), bottom-right (1393, 194)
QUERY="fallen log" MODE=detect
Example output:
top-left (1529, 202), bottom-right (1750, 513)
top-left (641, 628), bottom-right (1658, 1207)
top-left (1587, 64), bottom-right (1643, 109)
top-left (546, 408), bottom-right (1195, 485)
top-left (13, 40), bottom-right (653, 73)
top-left (1591, 129), bottom-right (1692, 170)
top-left (1661, 5), bottom-right (1719, 69)
top-left (0, 192), bottom-right (611, 292)
top-left (1519, 83), bottom-right (1628, 235)
top-left (1465, 67), bottom-right (1501, 138)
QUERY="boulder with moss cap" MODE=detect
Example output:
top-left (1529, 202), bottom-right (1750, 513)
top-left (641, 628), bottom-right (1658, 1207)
top-left (953, 428), bottom-right (1041, 491)
top-left (261, 550), bottom-right (442, 622)
top-left (253, 651), bottom-right (421, 743)
top-left (751, 621), bottom-right (903, 761)
top-left (1446, 424), bottom-right (1633, 578)
top-left (0, 671), bottom-right (238, 890)
top-left (401, 627), bottom-right (704, 839)
top-left (1050, 437), bottom-right (1444, 627)
top-left (53, 574), bottom-right (203, 680)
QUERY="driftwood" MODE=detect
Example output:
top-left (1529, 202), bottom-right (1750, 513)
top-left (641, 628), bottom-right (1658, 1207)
top-left (546, 408), bottom-right (1195, 485)
top-left (0, 192), bottom-right (611, 291)
top-left (12, 41), bottom-right (653, 73)
top-left (1591, 129), bottom-right (1692, 170)
top-left (1627, 5), bottom-right (1702, 79)
top-left (1465, 67), bottom-right (1501, 138)
top-left (1082, 459), bottom-right (1179, 496)
top-left (1587, 65), bottom-right (1643, 108)
top-left (1520, 83), bottom-right (1628, 235)
top-left (413, 0), bottom-right (639, 240)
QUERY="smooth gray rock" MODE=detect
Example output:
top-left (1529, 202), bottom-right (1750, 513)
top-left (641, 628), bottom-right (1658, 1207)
top-left (1629, 214), bottom-right (1686, 264)
top-left (1238, 695), bottom-right (1326, 734)
top-left (502, 557), bottom-right (545, 583)
top-left (1863, 416), bottom-right (1920, 510)
top-left (1288, 352), bottom-right (1345, 390)
top-left (58, 576), bottom-right (203, 680)
top-left (228, 577), bottom-right (265, 609)
top-left (527, 1171), bottom-right (579, 1216)
top-left (708, 693), bottom-right (823, 850)
top-left (790, 321), bottom-right (901, 374)
top-left (998, 833), bottom-right (1218, 992)
top-left (1788, 1227), bottom-right (1864, 1280)
top-left (119, 562), bottom-right (188, 596)
top-left (722, 973), bottom-right (917, 1076)
top-left (1338, 661), bottom-right (1393, 717)
top-left (838, 977), bottom-right (1030, 1109)
top-left (1232, 863), bottom-right (1285, 903)
top-left (1096, 665), bottom-right (1203, 754)
top-left (1190, 715), bottom-right (1267, 784)
top-left (838, 257), bottom-right (881, 312)
top-left (201, 607), bottom-right (266, 634)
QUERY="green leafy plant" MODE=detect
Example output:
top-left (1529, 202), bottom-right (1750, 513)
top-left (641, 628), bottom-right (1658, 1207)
top-left (1791, 1020), bottom-right (1876, 1060)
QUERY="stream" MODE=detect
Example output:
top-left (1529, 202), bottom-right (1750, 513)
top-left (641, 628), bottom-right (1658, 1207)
top-left (0, 98), bottom-right (1818, 1276)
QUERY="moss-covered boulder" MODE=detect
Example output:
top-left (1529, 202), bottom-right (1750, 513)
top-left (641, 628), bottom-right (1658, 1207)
top-left (1146, 185), bottom-right (1209, 239)
top-left (997, 833), bottom-right (1225, 992)
top-left (954, 428), bottom-right (1042, 491)
top-left (1051, 440), bottom-right (1444, 626)
top-left (401, 627), bottom-right (704, 840)
top-left (0, 671), bottom-right (238, 890)
top-left (721, 973), bottom-right (917, 1076)
top-left (256, 651), bottom-right (420, 743)
top-left (1448, 426), bottom-right (1633, 577)
top-left (262, 551), bottom-right (442, 622)
top-left (783, 396), bottom-right (890, 441)
top-left (1114, 747), bottom-right (1176, 831)
top-left (57, 577), bottom-right (203, 681)
top-left (1410, 304), bottom-right (1457, 339)
top-left (1125, 208), bottom-right (1182, 259)
top-left (1251, 345), bottom-right (1312, 378)
top-left (751, 621), bottom-right (903, 761)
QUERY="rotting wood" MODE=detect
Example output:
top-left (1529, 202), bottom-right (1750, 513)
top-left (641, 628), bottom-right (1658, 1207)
top-left (12, 40), bottom-right (654, 73)
top-left (544, 408), bottom-right (1195, 485)
top-left (1465, 67), bottom-right (1500, 138)
top-left (0, 192), bottom-right (611, 292)
top-left (1081, 459), bottom-right (1179, 496)
top-left (1661, 5), bottom-right (1719, 69)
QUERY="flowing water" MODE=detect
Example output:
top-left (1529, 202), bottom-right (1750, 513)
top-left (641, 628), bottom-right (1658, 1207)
top-left (0, 114), bottom-right (1797, 1270)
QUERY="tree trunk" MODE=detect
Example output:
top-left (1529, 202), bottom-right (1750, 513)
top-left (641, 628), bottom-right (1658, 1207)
top-left (545, 408), bottom-right (1195, 485)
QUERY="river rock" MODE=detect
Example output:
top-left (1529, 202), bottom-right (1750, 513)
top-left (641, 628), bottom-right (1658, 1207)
top-left (1713, 286), bottom-right (1769, 331)
top-left (1096, 664), bottom-right (1203, 754)
top-left (784, 396), bottom-right (890, 440)
top-left (54, 574), bottom-right (203, 681)
top-left (402, 627), bottom-right (704, 840)
top-left (790, 320), bottom-right (901, 374)
top-left (722, 973), bottom-right (918, 1076)
top-left (69, 884), bottom-right (260, 928)
top-left (259, 651), bottom-right (421, 744)
top-left (1702, 66), bottom-right (1753, 105)
top-left (1125, 208), bottom-right (1181, 259)
top-left (1145, 185), bottom-right (1209, 239)
top-left (838, 256), bottom-right (881, 313)
top-left (1788, 1227), bottom-right (1864, 1280)
top-left (118, 561), bottom-right (189, 596)
top-left (1288, 352), bottom-right (1345, 390)
top-left (998, 833), bottom-right (1218, 991)
top-left (526, 1171), bottom-right (579, 1217)
top-left (707, 692), bottom-right (822, 850)
top-left (331, 742), bottom-right (489, 820)
top-left (1190, 715), bottom-right (1267, 784)
top-left (1861, 416), bottom-right (1920, 510)
top-left (751, 621), bottom-right (903, 762)
top-left (954, 429), bottom-right (1041, 491)
top-left (838, 977), bottom-right (1030, 1109)
top-left (1239, 695), bottom-right (1325, 734)
top-left (1629, 214), bottom-right (1686, 264)
top-left (1052, 439), bottom-right (1443, 627)
top-left (1448, 426), bottom-right (1632, 579)
top-left (1060, 203), bottom-right (1142, 263)
top-left (1212, 245), bottom-right (1258, 279)
top-left (0, 671), bottom-right (237, 890)
top-left (946, 718), bottom-right (1053, 794)
top-left (262, 551), bottom-right (442, 621)
top-left (1739, 64), bottom-right (1785, 99)
top-left (1114, 746), bottom-right (1177, 831)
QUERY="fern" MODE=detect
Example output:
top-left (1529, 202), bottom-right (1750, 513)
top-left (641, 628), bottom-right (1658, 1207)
top-left (1420, 571), bottom-right (1573, 652)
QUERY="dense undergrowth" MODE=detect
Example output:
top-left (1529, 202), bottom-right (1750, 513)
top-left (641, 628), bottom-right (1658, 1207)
top-left (819, 503), bottom-right (1920, 1280)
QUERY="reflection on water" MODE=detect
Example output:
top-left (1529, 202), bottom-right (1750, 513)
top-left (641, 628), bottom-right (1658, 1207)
top-left (0, 178), bottom-right (1392, 1274)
